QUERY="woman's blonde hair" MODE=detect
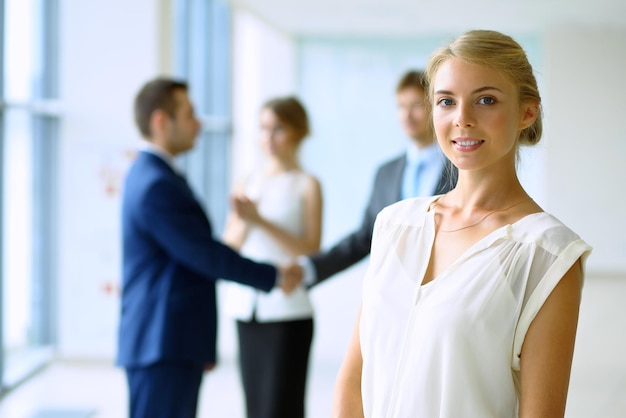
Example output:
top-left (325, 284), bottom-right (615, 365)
top-left (425, 30), bottom-right (542, 146)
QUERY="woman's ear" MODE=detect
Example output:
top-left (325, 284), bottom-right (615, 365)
top-left (519, 100), bottom-right (539, 130)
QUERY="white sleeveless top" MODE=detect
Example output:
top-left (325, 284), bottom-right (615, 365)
top-left (223, 170), bottom-right (315, 322)
top-left (360, 196), bottom-right (592, 417)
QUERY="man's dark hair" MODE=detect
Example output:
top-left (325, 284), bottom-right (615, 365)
top-left (134, 78), bottom-right (188, 138)
top-left (396, 70), bottom-right (427, 93)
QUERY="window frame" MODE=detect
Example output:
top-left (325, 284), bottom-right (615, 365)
top-left (173, 0), bottom-right (233, 234)
top-left (0, 0), bottom-right (60, 392)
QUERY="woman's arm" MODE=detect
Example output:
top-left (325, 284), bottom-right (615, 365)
top-left (519, 259), bottom-right (583, 418)
top-left (332, 305), bottom-right (364, 418)
top-left (222, 182), bottom-right (249, 250)
top-left (234, 175), bottom-right (323, 256)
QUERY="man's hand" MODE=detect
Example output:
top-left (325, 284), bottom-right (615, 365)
top-left (278, 264), bottom-right (303, 294)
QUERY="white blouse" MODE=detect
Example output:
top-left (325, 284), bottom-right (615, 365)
top-left (360, 196), bottom-right (592, 418)
top-left (223, 171), bottom-right (314, 322)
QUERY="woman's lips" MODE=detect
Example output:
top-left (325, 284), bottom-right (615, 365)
top-left (452, 138), bottom-right (484, 151)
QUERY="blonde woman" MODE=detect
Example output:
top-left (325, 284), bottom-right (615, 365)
top-left (332, 30), bottom-right (591, 418)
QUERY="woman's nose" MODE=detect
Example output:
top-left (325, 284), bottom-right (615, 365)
top-left (454, 102), bottom-right (475, 128)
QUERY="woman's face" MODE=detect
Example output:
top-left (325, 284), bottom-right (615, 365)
top-left (259, 108), bottom-right (300, 160)
top-left (431, 58), bottom-right (536, 173)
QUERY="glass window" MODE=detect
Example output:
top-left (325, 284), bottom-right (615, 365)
top-left (1, 0), bottom-right (59, 390)
top-left (173, 0), bottom-right (232, 234)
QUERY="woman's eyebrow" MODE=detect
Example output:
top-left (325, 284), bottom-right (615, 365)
top-left (434, 86), bottom-right (504, 95)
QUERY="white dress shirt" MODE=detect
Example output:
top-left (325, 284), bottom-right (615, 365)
top-left (401, 141), bottom-right (445, 200)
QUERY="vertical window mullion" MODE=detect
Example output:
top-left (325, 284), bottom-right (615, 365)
top-left (39, 0), bottom-right (59, 100)
top-left (173, 0), bottom-right (191, 174)
top-left (31, 115), bottom-right (58, 346)
top-left (31, 0), bottom-right (59, 347)
top-left (173, 0), bottom-right (190, 79)
top-left (0, 0), bottom-right (7, 392)
top-left (173, 0), bottom-right (232, 234)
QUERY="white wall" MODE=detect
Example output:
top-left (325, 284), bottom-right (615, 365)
top-left (228, 10), bottom-right (297, 181)
top-left (57, 0), bottom-right (167, 358)
top-left (543, 25), bottom-right (626, 275)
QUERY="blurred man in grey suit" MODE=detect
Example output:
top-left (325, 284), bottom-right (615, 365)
top-left (301, 70), bottom-right (456, 286)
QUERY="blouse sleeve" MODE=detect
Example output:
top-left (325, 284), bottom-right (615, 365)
top-left (511, 236), bottom-right (592, 370)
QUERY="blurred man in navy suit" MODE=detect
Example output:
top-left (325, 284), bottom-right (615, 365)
top-left (116, 78), bottom-right (300, 418)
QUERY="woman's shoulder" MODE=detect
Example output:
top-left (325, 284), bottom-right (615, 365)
top-left (295, 170), bottom-right (320, 183)
top-left (513, 211), bottom-right (590, 254)
top-left (291, 170), bottom-right (321, 191)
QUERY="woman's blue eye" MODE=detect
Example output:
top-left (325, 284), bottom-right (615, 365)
top-left (478, 97), bottom-right (495, 105)
top-left (438, 98), bottom-right (454, 106)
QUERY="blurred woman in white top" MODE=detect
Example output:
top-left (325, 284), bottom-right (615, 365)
top-left (222, 96), bottom-right (322, 418)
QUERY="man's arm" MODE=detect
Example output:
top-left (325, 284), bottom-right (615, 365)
top-left (308, 209), bottom-right (376, 284)
top-left (142, 178), bottom-right (280, 291)
top-left (308, 156), bottom-right (404, 285)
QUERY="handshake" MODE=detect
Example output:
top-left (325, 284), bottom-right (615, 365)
top-left (277, 263), bottom-right (304, 294)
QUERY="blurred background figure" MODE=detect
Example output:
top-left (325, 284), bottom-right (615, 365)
top-left (222, 96), bottom-right (323, 418)
top-left (300, 70), bottom-right (456, 287)
top-left (118, 78), bottom-right (299, 418)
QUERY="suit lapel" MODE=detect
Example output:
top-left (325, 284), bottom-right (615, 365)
top-left (391, 156), bottom-right (407, 201)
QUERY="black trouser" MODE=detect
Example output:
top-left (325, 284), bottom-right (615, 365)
top-left (237, 317), bottom-right (314, 418)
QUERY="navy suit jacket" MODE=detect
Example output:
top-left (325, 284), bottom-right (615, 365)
top-left (310, 153), bottom-right (456, 285)
top-left (117, 151), bottom-right (276, 368)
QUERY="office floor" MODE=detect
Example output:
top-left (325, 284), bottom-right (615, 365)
top-left (0, 275), bottom-right (624, 418)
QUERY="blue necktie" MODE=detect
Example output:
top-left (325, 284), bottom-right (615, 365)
top-left (411, 159), bottom-right (425, 197)
top-left (403, 159), bottom-right (425, 200)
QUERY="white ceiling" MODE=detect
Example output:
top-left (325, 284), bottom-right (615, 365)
top-left (227, 0), bottom-right (626, 37)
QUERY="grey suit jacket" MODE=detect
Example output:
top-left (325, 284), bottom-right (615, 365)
top-left (309, 153), bottom-right (456, 286)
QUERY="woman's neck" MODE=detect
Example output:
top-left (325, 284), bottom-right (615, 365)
top-left (265, 157), bottom-right (300, 175)
top-left (448, 169), bottom-right (527, 211)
